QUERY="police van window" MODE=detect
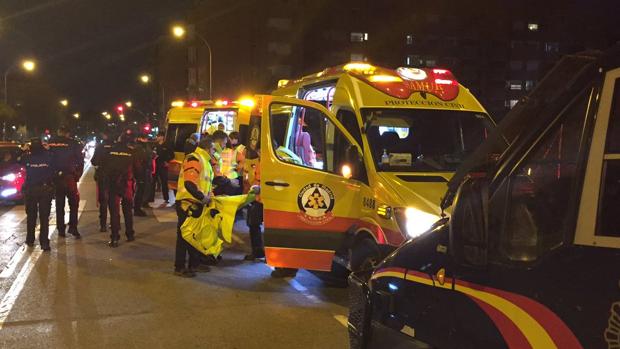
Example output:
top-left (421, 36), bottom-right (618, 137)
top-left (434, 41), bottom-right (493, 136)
top-left (597, 79), bottom-right (620, 237)
top-left (493, 87), bottom-right (590, 262)
top-left (166, 123), bottom-right (197, 153)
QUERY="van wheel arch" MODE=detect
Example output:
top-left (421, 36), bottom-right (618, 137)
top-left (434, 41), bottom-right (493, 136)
top-left (349, 231), bottom-right (381, 272)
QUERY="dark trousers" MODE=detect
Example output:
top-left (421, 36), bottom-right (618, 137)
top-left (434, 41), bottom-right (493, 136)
top-left (247, 202), bottom-right (265, 257)
top-left (55, 174), bottom-right (79, 233)
top-left (175, 203), bottom-right (201, 270)
top-left (134, 178), bottom-right (147, 210)
top-left (156, 165), bottom-right (169, 201)
top-left (97, 179), bottom-right (109, 228)
top-left (24, 185), bottom-right (53, 246)
top-left (108, 182), bottom-right (134, 241)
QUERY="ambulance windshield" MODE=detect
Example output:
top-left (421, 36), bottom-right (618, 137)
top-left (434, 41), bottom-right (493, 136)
top-left (363, 108), bottom-right (490, 172)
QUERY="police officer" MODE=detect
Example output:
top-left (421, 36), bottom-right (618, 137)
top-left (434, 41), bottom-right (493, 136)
top-left (174, 134), bottom-right (214, 277)
top-left (132, 132), bottom-right (152, 216)
top-left (48, 126), bottom-right (84, 239)
top-left (153, 132), bottom-right (174, 205)
top-left (91, 130), bottom-right (113, 232)
top-left (21, 138), bottom-right (55, 251)
top-left (105, 130), bottom-right (141, 247)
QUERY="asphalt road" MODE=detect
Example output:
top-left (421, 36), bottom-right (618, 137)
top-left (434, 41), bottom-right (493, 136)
top-left (0, 165), bottom-right (350, 348)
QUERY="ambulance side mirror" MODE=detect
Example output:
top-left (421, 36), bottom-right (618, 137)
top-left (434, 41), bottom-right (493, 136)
top-left (449, 177), bottom-right (489, 268)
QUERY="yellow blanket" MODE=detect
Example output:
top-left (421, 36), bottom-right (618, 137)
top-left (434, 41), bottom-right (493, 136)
top-left (180, 193), bottom-right (255, 256)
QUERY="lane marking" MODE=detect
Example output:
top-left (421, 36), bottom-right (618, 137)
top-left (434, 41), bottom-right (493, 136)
top-left (0, 250), bottom-right (41, 329)
top-left (334, 314), bottom-right (349, 328)
top-left (0, 246), bottom-right (26, 279)
top-left (0, 164), bottom-right (91, 328)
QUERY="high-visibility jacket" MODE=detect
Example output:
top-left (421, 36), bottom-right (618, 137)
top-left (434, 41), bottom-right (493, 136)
top-left (221, 144), bottom-right (246, 179)
top-left (175, 147), bottom-right (213, 206)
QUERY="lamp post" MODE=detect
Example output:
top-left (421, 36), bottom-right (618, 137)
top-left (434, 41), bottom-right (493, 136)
top-left (172, 25), bottom-right (213, 100)
top-left (2, 59), bottom-right (36, 140)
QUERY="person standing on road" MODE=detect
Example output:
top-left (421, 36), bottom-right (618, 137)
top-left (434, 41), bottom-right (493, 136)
top-left (174, 134), bottom-right (214, 277)
top-left (91, 130), bottom-right (114, 232)
top-left (153, 131), bottom-right (174, 205)
top-left (132, 132), bottom-right (152, 217)
top-left (21, 138), bottom-right (55, 251)
top-left (105, 130), bottom-right (141, 247)
top-left (48, 126), bottom-right (84, 239)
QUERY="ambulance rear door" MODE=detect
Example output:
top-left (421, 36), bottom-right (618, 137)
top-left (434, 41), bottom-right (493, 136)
top-left (257, 95), bottom-right (366, 271)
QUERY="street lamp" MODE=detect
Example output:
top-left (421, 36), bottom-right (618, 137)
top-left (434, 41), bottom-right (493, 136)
top-left (73, 113), bottom-right (80, 119)
top-left (172, 24), bottom-right (213, 99)
top-left (3, 59), bottom-right (36, 105)
top-left (125, 101), bottom-right (133, 108)
top-left (60, 99), bottom-right (69, 107)
top-left (140, 74), bottom-right (151, 84)
top-left (2, 59), bottom-right (36, 141)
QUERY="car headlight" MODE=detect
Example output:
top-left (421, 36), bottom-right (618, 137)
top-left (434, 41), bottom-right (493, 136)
top-left (1, 173), bottom-right (16, 182)
top-left (1, 188), bottom-right (17, 197)
top-left (394, 207), bottom-right (440, 238)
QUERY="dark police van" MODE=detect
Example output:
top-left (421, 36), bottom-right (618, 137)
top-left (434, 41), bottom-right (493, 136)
top-left (348, 46), bottom-right (620, 349)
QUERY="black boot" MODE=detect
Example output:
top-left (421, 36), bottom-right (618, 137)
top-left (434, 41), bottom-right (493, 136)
top-left (108, 240), bottom-right (119, 248)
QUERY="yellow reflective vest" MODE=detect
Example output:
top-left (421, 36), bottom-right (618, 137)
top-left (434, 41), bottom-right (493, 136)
top-left (175, 147), bottom-right (214, 205)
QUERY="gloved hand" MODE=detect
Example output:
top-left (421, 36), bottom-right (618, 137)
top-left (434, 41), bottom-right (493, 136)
top-left (201, 194), bottom-right (211, 205)
top-left (250, 185), bottom-right (260, 195)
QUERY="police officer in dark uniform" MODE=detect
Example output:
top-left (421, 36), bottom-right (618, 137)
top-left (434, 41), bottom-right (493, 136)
top-left (105, 130), bottom-right (141, 247)
top-left (132, 132), bottom-right (152, 216)
top-left (48, 126), bottom-right (84, 239)
top-left (21, 138), bottom-right (55, 251)
top-left (91, 130), bottom-right (113, 232)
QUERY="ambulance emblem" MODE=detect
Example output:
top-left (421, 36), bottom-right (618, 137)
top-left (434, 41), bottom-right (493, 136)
top-left (297, 183), bottom-right (335, 225)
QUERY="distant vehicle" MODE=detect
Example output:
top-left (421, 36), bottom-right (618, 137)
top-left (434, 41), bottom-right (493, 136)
top-left (163, 98), bottom-right (253, 190)
top-left (348, 47), bottom-right (620, 349)
top-left (0, 142), bottom-right (25, 203)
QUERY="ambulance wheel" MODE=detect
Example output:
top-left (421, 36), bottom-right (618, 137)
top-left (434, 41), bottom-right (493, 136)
top-left (349, 238), bottom-right (381, 273)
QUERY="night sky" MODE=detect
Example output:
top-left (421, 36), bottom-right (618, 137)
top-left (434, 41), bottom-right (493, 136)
top-left (0, 0), bottom-right (192, 115)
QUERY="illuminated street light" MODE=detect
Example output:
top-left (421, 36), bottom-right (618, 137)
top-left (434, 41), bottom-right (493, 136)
top-left (125, 101), bottom-right (133, 108)
top-left (172, 25), bottom-right (186, 38)
top-left (73, 113), bottom-right (80, 119)
top-left (172, 24), bottom-right (213, 99)
top-left (119, 114), bottom-right (125, 122)
top-left (2, 58), bottom-right (37, 140)
top-left (140, 74), bottom-right (151, 84)
top-left (60, 99), bottom-right (69, 107)
top-left (21, 60), bottom-right (36, 72)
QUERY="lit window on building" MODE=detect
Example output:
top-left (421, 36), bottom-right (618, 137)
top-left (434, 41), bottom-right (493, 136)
top-left (350, 53), bottom-right (366, 62)
top-left (527, 23), bottom-right (539, 31)
top-left (525, 80), bottom-right (535, 91)
top-left (350, 32), bottom-right (368, 42)
top-left (508, 80), bottom-right (522, 90)
top-left (406, 34), bottom-right (413, 45)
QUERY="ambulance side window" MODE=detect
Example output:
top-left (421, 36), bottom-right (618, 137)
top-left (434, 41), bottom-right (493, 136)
top-left (493, 87), bottom-right (590, 262)
top-left (597, 78), bottom-right (620, 237)
top-left (269, 103), bottom-right (356, 178)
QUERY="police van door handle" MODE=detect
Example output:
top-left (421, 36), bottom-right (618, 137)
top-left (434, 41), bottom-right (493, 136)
top-left (265, 181), bottom-right (290, 187)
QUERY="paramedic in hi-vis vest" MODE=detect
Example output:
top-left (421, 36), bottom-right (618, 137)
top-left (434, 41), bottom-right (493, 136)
top-left (174, 134), bottom-right (214, 278)
top-left (219, 131), bottom-right (245, 195)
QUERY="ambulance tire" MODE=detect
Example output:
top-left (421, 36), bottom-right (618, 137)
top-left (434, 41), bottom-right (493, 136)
top-left (349, 238), bottom-right (381, 273)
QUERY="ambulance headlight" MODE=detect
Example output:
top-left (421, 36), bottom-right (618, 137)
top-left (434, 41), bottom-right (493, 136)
top-left (395, 207), bottom-right (440, 238)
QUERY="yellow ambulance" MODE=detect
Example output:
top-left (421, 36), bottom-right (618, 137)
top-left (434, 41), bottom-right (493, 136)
top-left (252, 62), bottom-right (494, 272)
top-left (164, 98), bottom-right (254, 189)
